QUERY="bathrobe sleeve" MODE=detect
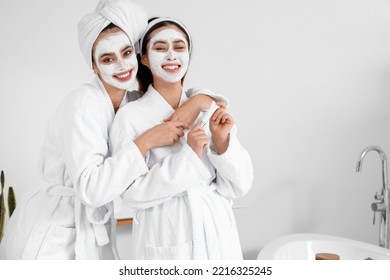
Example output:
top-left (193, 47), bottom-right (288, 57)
top-left (121, 144), bottom-right (212, 209)
top-left (208, 125), bottom-right (254, 198)
top-left (186, 88), bottom-right (229, 106)
top-left (109, 108), bottom-right (213, 210)
top-left (62, 95), bottom-right (149, 208)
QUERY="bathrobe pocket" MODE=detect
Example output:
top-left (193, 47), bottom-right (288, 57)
top-left (145, 241), bottom-right (193, 260)
top-left (36, 224), bottom-right (76, 259)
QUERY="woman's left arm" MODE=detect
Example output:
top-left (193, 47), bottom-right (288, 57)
top-left (208, 125), bottom-right (254, 199)
top-left (186, 87), bottom-right (229, 106)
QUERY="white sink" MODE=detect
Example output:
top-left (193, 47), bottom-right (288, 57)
top-left (257, 233), bottom-right (390, 260)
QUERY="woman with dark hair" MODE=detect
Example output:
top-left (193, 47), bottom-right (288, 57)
top-left (109, 17), bottom-right (253, 260)
top-left (0, 1), bottom-right (225, 260)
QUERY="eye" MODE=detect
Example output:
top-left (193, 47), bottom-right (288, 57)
top-left (123, 47), bottom-right (134, 57)
top-left (102, 57), bottom-right (114, 63)
top-left (153, 43), bottom-right (168, 52)
top-left (173, 42), bottom-right (187, 52)
top-left (123, 50), bottom-right (133, 57)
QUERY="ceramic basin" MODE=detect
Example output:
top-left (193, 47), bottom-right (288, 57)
top-left (257, 233), bottom-right (390, 260)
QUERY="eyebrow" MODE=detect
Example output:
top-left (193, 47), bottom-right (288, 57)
top-left (153, 40), bottom-right (168, 45)
top-left (122, 45), bottom-right (133, 52)
top-left (99, 53), bottom-right (114, 59)
top-left (152, 39), bottom-right (186, 46)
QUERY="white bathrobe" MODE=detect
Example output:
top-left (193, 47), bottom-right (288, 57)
top-left (109, 85), bottom-right (253, 260)
top-left (0, 77), bottom-right (223, 260)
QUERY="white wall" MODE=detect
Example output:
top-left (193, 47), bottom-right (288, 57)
top-left (1, 0), bottom-right (390, 260)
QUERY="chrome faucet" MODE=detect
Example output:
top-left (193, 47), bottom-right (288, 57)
top-left (356, 146), bottom-right (389, 249)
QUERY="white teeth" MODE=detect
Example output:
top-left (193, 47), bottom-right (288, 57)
top-left (163, 65), bottom-right (179, 70)
top-left (117, 71), bottom-right (130, 78)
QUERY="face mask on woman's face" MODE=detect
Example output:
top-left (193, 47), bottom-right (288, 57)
top-left (94, 31), bottom-right (138, 90)
top-left (147, 28), bottom-right (189, 83)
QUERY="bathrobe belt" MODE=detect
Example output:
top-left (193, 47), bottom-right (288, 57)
top-left (186, 183), bottom-right (221, 259)
top-left (48, 185), bottom-right (118, 259)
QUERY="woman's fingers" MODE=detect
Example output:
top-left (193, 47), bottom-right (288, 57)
top-left (189, 124), bottom-right (202, 132)
top-left (189, 125), bottom-right (207, 138)
top-left (216, 101), bottom-right (227, 109)
top-left (214, 108), bottom-right (226, 124)
top-left (175, 128), bottom-right (184, 137)
top-left (211, 107), bottom-right (224, 122)
top-left (211, 108), bottom-right (221, 121)
top-left (190, 131), bottom-right (207, 138)
top-left (170, 120), bottom-right (188, 129)
top-left (163, 114), bottom-right (172, 122)
top-left (221, 113), bottom-right (231, 123)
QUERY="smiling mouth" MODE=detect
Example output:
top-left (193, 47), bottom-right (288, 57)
top-left (162, 64), bottom-right (181, 71)
top-left (113, 69), bottom-right (132, 82)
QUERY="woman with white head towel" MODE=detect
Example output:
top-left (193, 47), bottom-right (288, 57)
top-left (0, 0), bottom-right (225, 260)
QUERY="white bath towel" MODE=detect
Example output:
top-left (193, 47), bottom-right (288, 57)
top-left (78, 0), bottom-right (148, 68)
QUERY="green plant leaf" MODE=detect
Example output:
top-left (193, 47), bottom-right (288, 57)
top-left (0, 192), bottom-right (6, 243)
top-left (1, 170), bottom-right (4, 192)
top-left (8, 187), bottom-right (16, 218)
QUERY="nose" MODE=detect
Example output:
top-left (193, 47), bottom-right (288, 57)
top-left (116, 59), bottom-right (127, 70)
top-left (166, 49), bottom-right (176, 61)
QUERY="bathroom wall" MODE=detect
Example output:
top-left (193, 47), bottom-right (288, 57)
top-left (1, 0), bottom-right (390, 259)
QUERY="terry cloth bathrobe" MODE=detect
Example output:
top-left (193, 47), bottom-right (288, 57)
top-left (0, 78), bottom-right (146, 259)
top-left (0, 78), bottom-right (224, 260)
top-left (109, 85), bottom-right (254, 260)
top-left (0, 0), bottom-right (226, 260)
top-left (0, 0), bottom-right (148, 260)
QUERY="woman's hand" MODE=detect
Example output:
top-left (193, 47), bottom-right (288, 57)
top-left (210, 107), bottom-right (234, 155)
top-left (134, 120), bottom-right (186, 156)
top-left (187, 124), bottom-right (208, 159)
top-left (164, 94), bottom-right (214, 127)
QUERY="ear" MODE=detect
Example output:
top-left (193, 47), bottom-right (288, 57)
top-left (92, 62), bottom-right (99, 75)
top-left (141, 54), bottom-right (149, 67)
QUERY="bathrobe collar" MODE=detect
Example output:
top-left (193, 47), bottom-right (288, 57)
top-left (94, 76), bottom-right (130, 115)
top-left (146, 84), bottom-right (187, 117)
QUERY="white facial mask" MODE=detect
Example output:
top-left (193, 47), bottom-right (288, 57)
top-left (94, 32), bottom-right (138, 90)
top-left (147, 29), bottom-right (189, 83)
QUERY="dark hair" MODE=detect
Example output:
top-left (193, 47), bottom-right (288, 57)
top-left (91, 23), bottom-right (121, 65)
top-left (136, 18), bottom-right (191, 93)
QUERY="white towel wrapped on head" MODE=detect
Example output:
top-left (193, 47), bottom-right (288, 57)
top-left (78, 0), bottom-right (147, 68)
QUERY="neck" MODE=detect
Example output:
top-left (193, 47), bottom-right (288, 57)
top-left (153, 79), bottom-right (182, 109)
top-left (101, 78), bottom-right (125, 113)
